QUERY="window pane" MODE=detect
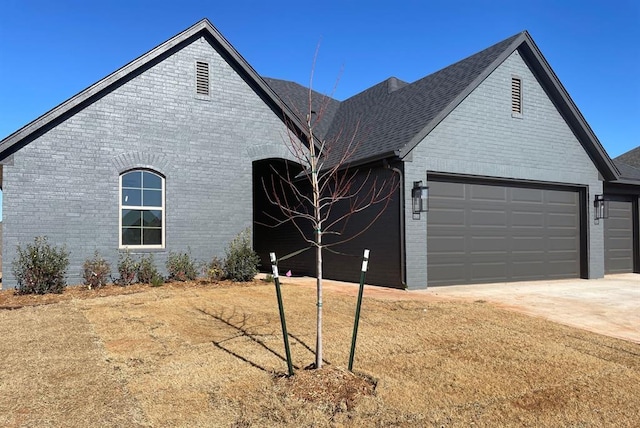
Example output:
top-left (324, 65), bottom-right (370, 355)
top-left (143, 189), bottom-right (162, 207)
top-left (143, 228), bottom-right (162, 245)
top-left (122, 227), bottom-right (142, 245)
top-left (122, 209), bottom-right (142, 226)
top-left (120, 169), bottom-right (164, 247)
top-left (143, 210), bottom-right (162, 227)
top-left (122, 171), bottom-right (142, 188)
top-left (143, 172), bottom-right (162, 190)
top-left (122, 188), bottom-right (142, 206)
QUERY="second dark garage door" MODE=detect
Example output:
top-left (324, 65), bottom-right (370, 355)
top-left (427, 179), bottom-right (582, 286)
top-left (604, 198), bottom-right (634, 274)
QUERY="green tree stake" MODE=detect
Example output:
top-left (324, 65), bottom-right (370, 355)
top-left (348, 249), bottom-right (370, 372)
top-left (270, 252), bottom-right (294, 376)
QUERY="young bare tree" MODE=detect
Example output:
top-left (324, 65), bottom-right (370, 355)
top-left (261, 55), bottom-right (398, 369)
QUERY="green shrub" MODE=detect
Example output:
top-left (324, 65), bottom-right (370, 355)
top-left (205, 256), bottom-right (225, 282)
top-left (82, 251), bottom-right (111, 289)
top-left (12, 236), bottom-right (70, 295)
top-left (117, 250), bottom-right (139, 286)
top-left (166, 250), bottom-right (197, 282)
top-left (224, 228), bottom-right (260, 282)
top-left (150, 275), bottom-right (164, 287)
top-left (138, 254), bottom-right (162, 284)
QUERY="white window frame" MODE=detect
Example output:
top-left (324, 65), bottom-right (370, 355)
top-left (119, 170), bottom-right (165, 249)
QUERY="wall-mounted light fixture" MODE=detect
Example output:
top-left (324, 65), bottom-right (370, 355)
top-left (412, 181), bottom-right (429, 219)
top-left (594, 194), bottom-right (608, 220)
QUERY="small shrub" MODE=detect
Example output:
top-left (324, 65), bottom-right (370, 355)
top-left (117, 250), bottom-right (139, 286)
top-left (82, 251), bottom-right (111, 289)
top-left (150, 275), bottom-right (164, 287)
top-left (264, 273), bottom-right (274, 283)
top-left (224, 228), bottom-right (260, 282)
top-left (12, 236), bottom-right (70, 295)
top-left (138, 254), bottom-right (161, 284)
top-left (205, 256), bottom-right (225, 282)
top-left (166, 250), bottom-right (197, 282)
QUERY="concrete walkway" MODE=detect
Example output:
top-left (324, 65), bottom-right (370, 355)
top-left (285, 273), bottom-right (640, 344)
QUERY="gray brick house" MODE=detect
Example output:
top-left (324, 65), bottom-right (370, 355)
top-left (0, 19), bottom-right (637, 289)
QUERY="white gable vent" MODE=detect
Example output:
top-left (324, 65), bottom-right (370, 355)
top-left (196, 61), bottom-right (210, 96)
top-left (511, 76), bottom-right (522, 115)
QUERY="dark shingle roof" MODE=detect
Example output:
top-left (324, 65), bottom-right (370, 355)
top-left (262, 77), bottom-right (340, 141)
top-left (263, 32), bottom-right (523, 166)
top-left (615, 146), bottom-right (640, 169)
top-left (322, 32), bottom-right (522, 164)
top-left (614, 161), bottom-right (640, 181)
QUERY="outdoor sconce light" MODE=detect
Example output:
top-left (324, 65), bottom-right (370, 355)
top-left (412, 181), bottom-right (429, 219)
top-left (594, 194), bottom-right (608, 220)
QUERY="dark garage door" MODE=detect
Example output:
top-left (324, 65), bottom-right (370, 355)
top-left (604, 198), bottom-right (634, 274)
top-left (427, 179), bottom-right (581, 286)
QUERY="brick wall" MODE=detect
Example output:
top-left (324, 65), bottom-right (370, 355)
top-left (1, 36), bottom-right (291, 288)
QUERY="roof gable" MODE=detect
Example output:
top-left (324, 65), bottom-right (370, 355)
top-left (0, 19), bottom-right (307, 160)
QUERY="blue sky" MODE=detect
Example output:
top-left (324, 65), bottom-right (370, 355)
top-left (0, 0), bottom-right (638, 218)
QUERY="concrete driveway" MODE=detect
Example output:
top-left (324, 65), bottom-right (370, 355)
top-left (287, 272), bottom-right (639, 344)
top-left (425, 273), bottom-right (640, 344)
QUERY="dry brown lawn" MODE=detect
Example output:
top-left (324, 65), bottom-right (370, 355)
top-left (0, 279), bottom-right (638, 427)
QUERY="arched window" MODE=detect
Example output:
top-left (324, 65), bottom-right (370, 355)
top-left (119, 170), bottom-right (164, 248)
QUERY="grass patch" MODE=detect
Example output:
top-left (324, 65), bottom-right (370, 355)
top-left (0, 280), bottom-right (638, 426)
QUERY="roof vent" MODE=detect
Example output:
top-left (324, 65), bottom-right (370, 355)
top-left (511, 77), bottom-right (522, 115)
top-left (196, 61), bottom-right (210, 96)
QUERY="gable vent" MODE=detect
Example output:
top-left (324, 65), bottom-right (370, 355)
top-left (196, 61), bottom-right (210, 96)
top-left (511, 77), bottom-right (522, 114)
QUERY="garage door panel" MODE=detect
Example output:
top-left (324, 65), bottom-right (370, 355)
top-left (428, 264), bottom-right (466, 285)
top-left (548, 212), bottom-right (579, 228)
top-left (470, 185), bottom-right (507, 202)
top-left (547, 191), bottom-right (578, 205)
top-left (547, 260), bottom-right (579, 277)
top-left (512, 211), bottom-right (545, 227)
top-left (511, 261), bottom-right (545, 280)
top-left (548, 236), bottom-right (579, 251)
top-left (607, 238), bottom-right (632, 251)
top-left (470, 210), bottom-right (508, 226)
top-left (605, 199), bottom-right (634, 274)
top-left (471, 262), bottom-right (508, 282)
top-left (512, 237), bottom-right (544, 251)
top-left (428, 180), bottom-right (581, 286)
top-left (428, 208), bottom-right (465, 226)
top-left (428, 236), bottom-right (465, 253)
top-left (431, 181), bottom-right (465, 199)
top-left (469, 236), bottom-right (507, 252)
top-left (511, 187), bottom-right (544, 203)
